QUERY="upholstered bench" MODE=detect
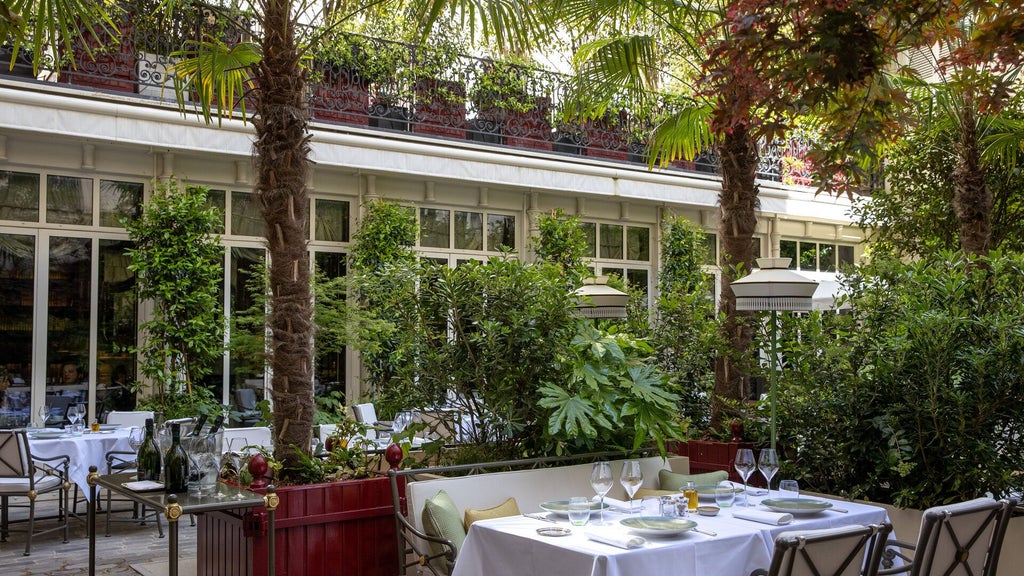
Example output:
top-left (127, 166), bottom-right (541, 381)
top-left (388, 452), bottom-right (729, 576)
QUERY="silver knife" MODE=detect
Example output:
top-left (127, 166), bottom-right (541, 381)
top-left (524, 513), bottom-right (557, 523)
top-left (694, 527), bottom-right (717, 536)
top-left (829, 507), bottom-right (849, 513)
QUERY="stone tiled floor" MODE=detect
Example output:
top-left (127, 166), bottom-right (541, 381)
top-left (0, 490), bottom-right (196, 575)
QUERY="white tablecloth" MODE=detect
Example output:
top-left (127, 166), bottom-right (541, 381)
top-left (452, 495), bottom-right (890, 576)
top-left (29, 428), bottom-right (134, 500)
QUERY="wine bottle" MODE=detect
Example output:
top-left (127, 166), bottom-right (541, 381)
top-left (163, 422), bottom-right (190, 493)
top-left (205, 414), bottom-right (225, 439)
top-left (137, 418), bottom-right (162, 482)
top-left (188, 413), bottom-right (209, 437)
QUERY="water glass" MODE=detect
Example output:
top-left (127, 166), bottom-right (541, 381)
top-left (567, 497), bottom-right (590, 526)
top-left (714, 483), bottom-right (736, 508)
top-left (779, 479), bottom-right (800, 499)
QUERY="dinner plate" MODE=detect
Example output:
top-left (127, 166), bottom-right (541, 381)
top-left (539, 499), bottom-right (610, 516)
top-left (620, 516), bottom-right (697, 536)
top-left (760, 498), bottom-right (833, 514)
top-left (98, 424), bottom-right (121, 431)
top-left (536, 527), bottom-right (573, 537)
top-left (122, 480), bottom-right (164, 492)
top-left (31, 431), bottom-right (66, 439)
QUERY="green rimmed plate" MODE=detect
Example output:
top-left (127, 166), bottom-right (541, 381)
top-left (760, 498), bottom-right (833, 514)
top-left (620, 516), bottom-right (697, 536)
top-left (694, 484), bottom-right (744, 499)
top-left (539, 499), bottom-right (609, 516)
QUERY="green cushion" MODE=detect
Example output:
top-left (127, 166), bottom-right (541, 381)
top-left (464, 497), bottom-right (520, 530)
top-left (422, 489), bottom-right (466, 560)
top-left (658, 469), bottom-right (729, 491)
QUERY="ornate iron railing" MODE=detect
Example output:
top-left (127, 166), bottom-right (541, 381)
top-left (2, 0), bottom-right (814, 183)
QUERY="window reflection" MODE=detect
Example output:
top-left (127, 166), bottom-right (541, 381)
top-left (0, 171), bottom-right (40, 222)
top-left (47, 175), bottom-right (93, 225)
top-left (231, 192), bottom-right (264, 237)
top-left (0, 233), bottom-right (34, 428)
top-left (600, 224), bottom-right (623, 259)
top-left (454, 211), bottom-right (483, 250)
top-left (315, 199), bottom-right (350, 242)
top-left (45, 236), bottom-right (92, 424)
top-left (99, 180), bottom-right (143, 227)
top-left (98, 239), bottom-right (137, 412)
top-left (420, 208), bottom-right (450, 248)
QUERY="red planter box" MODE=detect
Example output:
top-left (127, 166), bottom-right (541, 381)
top-left (504, 97), bottom-right (553, 151)
top-left (310, 64), bottom-right (371, 126)
top-left (197, 476), bottom-right (400, 576)
top-left (414, 78), bottom-right (466, 139)
top-left (670, 439), bottom-right (757, 485)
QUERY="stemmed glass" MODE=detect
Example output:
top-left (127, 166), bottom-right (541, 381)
top-left (590, 462), bottom-right (614, 524)
top-left (66, 404), bottom-right (82, 433)
top-left (758, 448), bottom-right (779, 499)
top-left (37, 403), bottom-right (51, 428)
top-left (393, 411), bottom-right (413, 435)
top-left (733, 448), bottom-right (756, 506)
top-left (128, 427), bottom-right (145, 452)
top-left (227, 437), bottom-right (250, 500)
top-left (619, 460), bottom-right (643, 513)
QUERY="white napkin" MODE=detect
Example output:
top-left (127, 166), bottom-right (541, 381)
top-left (584, 526), bottom-right (646, 549)
top-left (595, 496), bottom-right (634, 512)
top-left (733, 508), bottom-right (793, 525)
top-left (728, 481), bottom-right (767, 496)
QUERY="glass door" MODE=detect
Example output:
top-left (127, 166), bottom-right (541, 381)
top-left (0, 232), bottom-right (35, 427)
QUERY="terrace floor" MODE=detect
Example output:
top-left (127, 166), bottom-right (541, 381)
top-left (0, 491), bottom-right (195, 575)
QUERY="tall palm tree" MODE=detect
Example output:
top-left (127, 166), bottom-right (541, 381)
top-left (9, 0), bottom-right (539, 472)
top-left (547, 0), bottom-right (760, 428)
top-left (893, 13), bottom-right (1023, 256)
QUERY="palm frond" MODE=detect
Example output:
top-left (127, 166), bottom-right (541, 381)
top-left (170, 39), bottom-right (261, 125)
top-left (647, 102), bottom-right (716, 168)
top-left (405, 0), bottom-right (546, 54)
top-left (981, 118), bottom-right (1024, 170)
top-left (3, 0), bottom-right (117, 74)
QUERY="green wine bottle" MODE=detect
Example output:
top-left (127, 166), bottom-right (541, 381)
top-left (137, 418), bottom-right (161, 482)
top-left (188, 413), bottom-right (209, 437)
top-left (163, 422), bottom-right (190, 493)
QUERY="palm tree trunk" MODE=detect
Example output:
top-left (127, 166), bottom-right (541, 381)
top-left (953, 102), bottom-right (991, 256)
top-left (252, 0), bottom-right (315, 469)
top-left (712, 125), bottom-right (759, 430)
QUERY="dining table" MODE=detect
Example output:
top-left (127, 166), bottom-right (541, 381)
top-left (28, 426), bottom-right (135, 501)
top-left (451, 493), bottom-right (891, 576)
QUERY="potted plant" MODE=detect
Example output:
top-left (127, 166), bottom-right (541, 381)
top-left (308, 33), bottom-right (373, 126)
top-left (197, 419), bottom-right (404, 576)
top-left (467, 57), bottom-right (537, 145)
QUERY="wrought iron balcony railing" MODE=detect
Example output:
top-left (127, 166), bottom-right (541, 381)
top-left (0, 0), bottom-right (814, 185)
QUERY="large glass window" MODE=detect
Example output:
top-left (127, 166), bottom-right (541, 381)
top-left (97, 239), bottom-right (137, 412)
top-left (580, 222), bottom-right (597, 258)
top-left (781, 240), bottom-right (856, 271)
top-left (454, 210), bottom-right (483, 250)
top-left (47, 175), bottom-right (93, 225)
top-left (0, 233), bottom-right (34, 427)
top-left (420, 208), bottom-right (450, 248)
top-left (626, 226), bottom-right (649, 261)
top-left (599, 223), bottom-right (623, 259)
top-left (45, 236), bottom-right (92, 423)
top-left (314, 251), bottom-right (347, 401)
top-left (0, 171), bottom-right (40, 222)
top-left (704, 233), bottom-right (718, 266)
top-left (228, 247), bottom-right (265, 420)
top-left (99, 180), bottom-right (143, 227)
top-left (206, 189), bottom-right (226, 233)
top-left (487, 214), bottom-right (515, 251)
top-left (231, 192), bottom-right (264, 237)
top-left (315, 199), bottom-right (350, 242)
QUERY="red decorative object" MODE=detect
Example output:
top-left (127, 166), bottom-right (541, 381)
top-left (248, 452), bottom-right (269, 490)
top-left (670, 439), bottom-right (757, 485)
top-left (197, 476), bottom-right (401, 576)
top-left (384, 443), bottom-right (403, 470)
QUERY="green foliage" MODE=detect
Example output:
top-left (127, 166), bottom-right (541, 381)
top-left (470, 57), bottom-right (539, 113)
top-left (649, 217), bottom-right (721, 430)
top-left (775, 250), bottom-right (1024, 508)
top-left (852, 112), bottom-right (1024, 257)
top-left (539, 322), bottom-right (682, 454)
top-left (123, 180), bottom-right (224, 404)
top-left (291, 418), bottom-right (378, 483)
top-left (533, 208), bottom-right (590, 289)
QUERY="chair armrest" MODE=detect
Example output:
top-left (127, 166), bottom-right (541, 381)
top-left (392, 506), bottom-right (457, 575)
top-left (878, 539), bottom-right (916, 575)
top-left (32, 453), bottom-right (70, 477)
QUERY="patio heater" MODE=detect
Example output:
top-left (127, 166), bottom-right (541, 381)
top-left (731, 258), bottom-right (818, 452)
top-left (573, 276), bottom-right (629, 319)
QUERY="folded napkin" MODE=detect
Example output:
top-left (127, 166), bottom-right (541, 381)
top-left (584, 526), bottom-right (646, 549)
top-left (595, 496), bottom-right (634, 512)
top-left (733, 508), bottom-right (793, 525)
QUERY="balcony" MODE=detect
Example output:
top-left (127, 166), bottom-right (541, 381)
top-left (0, 0), bottom-right (812, 185)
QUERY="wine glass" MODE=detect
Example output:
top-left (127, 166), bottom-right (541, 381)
top-left (590, 462), bottom-right (613, 524)
top-left (393, 411), bottom-right (413, 435)
top-left (66, 404), bottom-right (81, 433)
top-left (37, 403), bottom-right (51, 427)
top-left (733, 448), bottom-right (756, 506)
top-left (227, 437), bottom-right (250, 500)
top-left (128, 427), bottom-right (145, 452)
top-left (758, 448), bottom-right (779, 498)
top-left (619, 460), bottom-right (643, 513)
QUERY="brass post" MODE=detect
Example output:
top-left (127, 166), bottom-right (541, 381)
top-left (165, 494), bottom-right (182, 576)
top-left (87, 465), bottom-right (98, 576)
top-left (265, 485), bottom-right (278, 576)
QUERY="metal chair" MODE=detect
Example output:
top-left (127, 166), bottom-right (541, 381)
top-left (0, 429), bottom-right (70, 556)
top-left (879, 497), bottom-right (1017, 576)
top-left (353, 402), bottom-right (392, 438)
top-left (103, 411), bottom-right (163, 538)
top-left (752, 523), bottom-right (892, 576)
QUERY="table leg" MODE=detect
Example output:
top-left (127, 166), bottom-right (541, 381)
top-left (87, 466), bottom-right (97, 576)
top-left (165, 494), bottom-right (183, 576)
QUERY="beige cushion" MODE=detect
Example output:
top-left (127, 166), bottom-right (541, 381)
top-left (658, 469), bottom-right (729, 491)
top-left (464, 497), bottom-right (520, 530)
top-left (422, 490), bottom-right (467, 554)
